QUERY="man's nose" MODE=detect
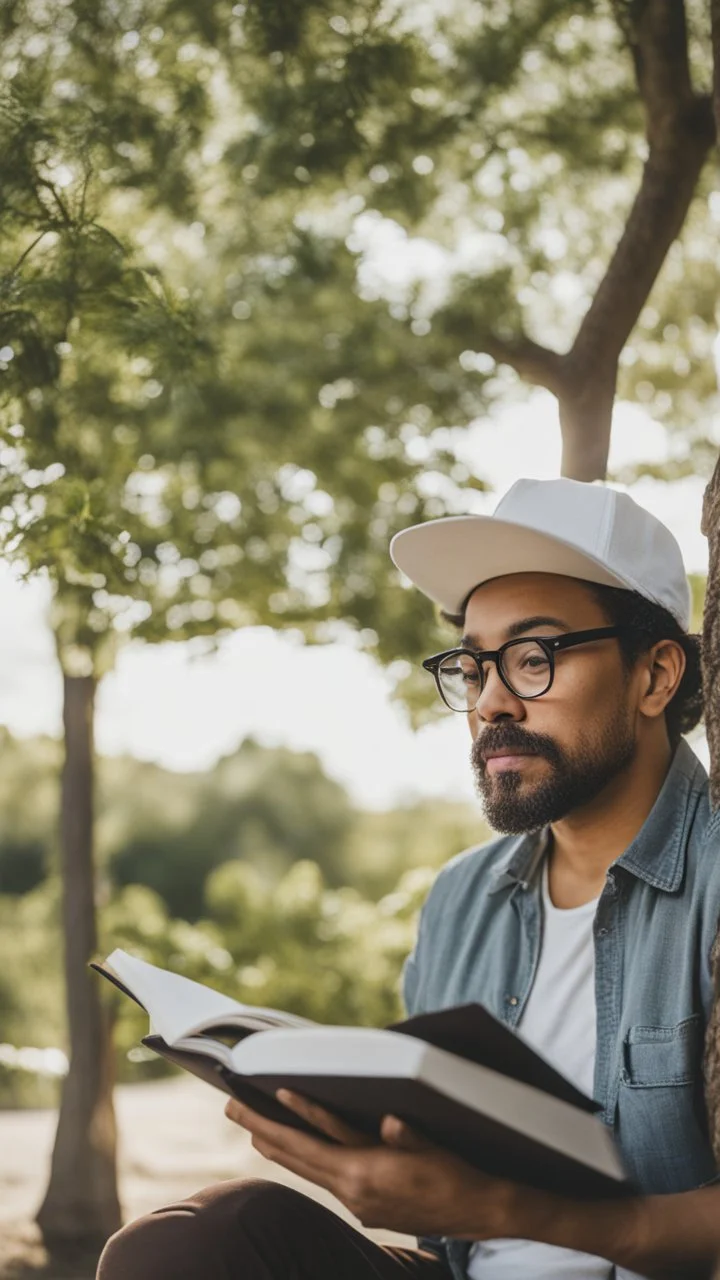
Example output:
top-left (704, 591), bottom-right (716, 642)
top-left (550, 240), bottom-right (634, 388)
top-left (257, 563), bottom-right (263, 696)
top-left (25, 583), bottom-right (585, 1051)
top-left (474, 662), bottom-right (524, 723)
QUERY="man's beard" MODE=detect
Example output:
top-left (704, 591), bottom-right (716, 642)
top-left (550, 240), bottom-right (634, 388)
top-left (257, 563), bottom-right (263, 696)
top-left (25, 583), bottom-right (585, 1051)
top-left (470, 717), bottom-right (636, 834)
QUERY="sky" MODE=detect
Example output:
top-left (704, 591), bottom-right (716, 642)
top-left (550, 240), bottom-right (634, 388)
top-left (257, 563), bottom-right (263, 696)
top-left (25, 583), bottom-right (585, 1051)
top-left (2, 389), bottom-right (712, 809)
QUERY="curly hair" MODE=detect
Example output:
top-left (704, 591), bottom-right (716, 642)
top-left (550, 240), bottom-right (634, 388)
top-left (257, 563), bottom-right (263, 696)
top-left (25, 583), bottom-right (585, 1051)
top-left (587, 583), bottom-right (703, 747)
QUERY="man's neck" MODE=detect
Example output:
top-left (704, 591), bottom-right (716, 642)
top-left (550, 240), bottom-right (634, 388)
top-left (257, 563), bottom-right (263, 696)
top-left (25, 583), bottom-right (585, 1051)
top-left (546, 736), bottom-right (674, 909)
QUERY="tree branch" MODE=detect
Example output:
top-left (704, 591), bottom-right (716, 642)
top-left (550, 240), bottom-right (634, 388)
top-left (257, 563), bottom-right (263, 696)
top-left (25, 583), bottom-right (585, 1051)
top-left (9, 230), bottom-right (53, 277)
top-left (620, 0), bottom-right (694, 138)
top-left (481, 333), bottom-right (566, 395)
top-left (567, 0), bottom-right (715, 381)
top-left (711, 0), bottom-right (720, 139)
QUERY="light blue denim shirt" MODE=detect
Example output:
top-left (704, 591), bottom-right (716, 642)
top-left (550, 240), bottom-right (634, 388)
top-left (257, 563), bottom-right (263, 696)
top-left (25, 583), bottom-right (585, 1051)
top-left (403, 739), bottom-right (720, 1279)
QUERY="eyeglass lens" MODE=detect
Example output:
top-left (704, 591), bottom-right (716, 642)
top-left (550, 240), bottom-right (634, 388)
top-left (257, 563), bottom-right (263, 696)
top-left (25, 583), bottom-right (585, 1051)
top-left (436, 640), bottom-right (552, 710)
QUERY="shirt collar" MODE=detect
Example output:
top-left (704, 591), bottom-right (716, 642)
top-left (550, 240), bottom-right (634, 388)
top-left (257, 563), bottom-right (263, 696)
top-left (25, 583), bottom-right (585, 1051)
top-left (487, 739), bottom-right (706, 897)
top-left (488, 828), bottom-right (547, 894)
top-left (615, 738), bottom-right (705, 893)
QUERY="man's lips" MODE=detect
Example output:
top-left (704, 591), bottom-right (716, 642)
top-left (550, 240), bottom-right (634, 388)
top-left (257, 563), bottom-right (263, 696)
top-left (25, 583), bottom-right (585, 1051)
top-left (480, 747), bottom-right (540, 773)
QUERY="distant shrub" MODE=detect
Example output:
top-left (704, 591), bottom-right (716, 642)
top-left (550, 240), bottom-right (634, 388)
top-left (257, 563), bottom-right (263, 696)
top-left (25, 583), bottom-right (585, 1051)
top-left (0, 838), bottom-right (48, 895)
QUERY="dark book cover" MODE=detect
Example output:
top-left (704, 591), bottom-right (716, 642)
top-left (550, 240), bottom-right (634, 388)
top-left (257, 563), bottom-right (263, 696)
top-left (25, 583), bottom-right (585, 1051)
top-left (143, 1034), bottom-right (631, 1201)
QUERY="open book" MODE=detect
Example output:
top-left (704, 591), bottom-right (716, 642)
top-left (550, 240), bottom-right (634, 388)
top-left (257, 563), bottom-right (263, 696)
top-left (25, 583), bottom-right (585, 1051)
top-left (93, 949), bottom-right (630, 1199)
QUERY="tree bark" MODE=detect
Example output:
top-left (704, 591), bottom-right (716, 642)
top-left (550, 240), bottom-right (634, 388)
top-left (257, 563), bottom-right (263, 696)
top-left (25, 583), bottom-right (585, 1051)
top-left (557, 366), bottom-right (618, 482)
top-left (702, 460), bottom-right (720, 813)
top-left (701, 456), bottom-right (720, 1166)
top-left (702, 0), bottom-right (720, 1182)
top-left (36, 673), bottom-right (121, 1247)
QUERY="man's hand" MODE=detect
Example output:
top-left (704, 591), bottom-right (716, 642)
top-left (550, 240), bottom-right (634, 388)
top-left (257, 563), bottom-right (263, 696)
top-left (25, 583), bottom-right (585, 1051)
top-left (224, 1090), bottom-right (537, 1239)
top-left (225, 1094), bottom-right (720, 1279)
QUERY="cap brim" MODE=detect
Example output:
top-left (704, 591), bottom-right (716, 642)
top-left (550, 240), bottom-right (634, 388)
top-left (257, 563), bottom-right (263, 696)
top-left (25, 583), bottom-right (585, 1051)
top-left (390, 514), bottom-right (632, 615)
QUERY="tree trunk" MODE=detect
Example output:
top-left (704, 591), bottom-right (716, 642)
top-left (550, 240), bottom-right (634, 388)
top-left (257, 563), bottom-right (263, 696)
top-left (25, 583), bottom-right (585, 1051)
top-left (701, 456), bottom-right (720, 1165)
top-left (557, 368), bottom-right (618, 482)
top-left (702, 4), bottom-right (720, 1180)
top-left (36, 673), bottom-right (121, 1247)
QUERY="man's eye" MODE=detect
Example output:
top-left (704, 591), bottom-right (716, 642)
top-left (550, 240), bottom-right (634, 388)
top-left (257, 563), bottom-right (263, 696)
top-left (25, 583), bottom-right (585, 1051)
top-left (443, 664), bottom-right (479, 683)
top-left (521, 654), bottom-right (549, 669)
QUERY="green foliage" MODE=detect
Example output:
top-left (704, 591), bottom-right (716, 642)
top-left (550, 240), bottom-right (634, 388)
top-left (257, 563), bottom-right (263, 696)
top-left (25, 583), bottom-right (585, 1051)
top-left (103, 854), bottom-right (435, 1058)
top-left (0, 727), bottom-right (59, 892)
top-left (4, 0), bottom-right (712, 699)
top-left (0, 0), bottom-right (467, 686)
top-left (1, 0), bottom-right (714, 1118)
top-left (198, 857), bottom-right (432, 1027)
top-left (0, 857), bottom-right (437, 1103)
top-left (0, 876), bottom-right (64, 1051)
top-left (224, 0), bottom-right (718, 453)
top-left (0, 725), bottom-right (486, 910)
top-left (0, 729), bottom-right (491, 1104)
top-left (342, 800), bottom-right (489, 898)
top-left (0, 723), bottom-right (490, 903)
top-left (106, 738), bottom-right (355, 918)
top-left (0, 837), bottom-right (47, 894)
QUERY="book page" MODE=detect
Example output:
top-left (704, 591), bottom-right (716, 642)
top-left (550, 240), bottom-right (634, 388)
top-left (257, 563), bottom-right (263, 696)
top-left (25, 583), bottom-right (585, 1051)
top-left (102, 950), bottom-right (314, 1045)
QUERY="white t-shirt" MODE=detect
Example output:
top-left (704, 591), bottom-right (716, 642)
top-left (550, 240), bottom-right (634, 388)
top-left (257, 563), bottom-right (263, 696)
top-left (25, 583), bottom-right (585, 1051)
top-left (467, 860), bottom-right (611, 1280)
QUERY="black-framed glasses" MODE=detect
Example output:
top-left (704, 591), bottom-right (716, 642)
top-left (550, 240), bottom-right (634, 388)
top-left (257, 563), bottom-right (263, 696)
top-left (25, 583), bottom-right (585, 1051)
top-left (422, 626), bottom-right (626, 712)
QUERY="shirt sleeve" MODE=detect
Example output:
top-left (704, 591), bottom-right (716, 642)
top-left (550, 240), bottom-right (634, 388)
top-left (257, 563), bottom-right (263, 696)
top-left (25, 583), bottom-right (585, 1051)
top-left (402, 886), bottom-right (436, 1017)
top-left (402, 949), bottom-right (420, 1017)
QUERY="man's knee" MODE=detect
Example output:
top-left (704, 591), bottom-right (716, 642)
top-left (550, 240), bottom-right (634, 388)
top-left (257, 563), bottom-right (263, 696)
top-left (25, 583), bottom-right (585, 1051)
top-left (96, 1178), bottom-right (293, 1279)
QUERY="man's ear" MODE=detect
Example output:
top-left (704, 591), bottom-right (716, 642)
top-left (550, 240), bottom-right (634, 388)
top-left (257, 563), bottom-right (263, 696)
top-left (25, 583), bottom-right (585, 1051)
top-left (639, 640), bottom-right (686, 720)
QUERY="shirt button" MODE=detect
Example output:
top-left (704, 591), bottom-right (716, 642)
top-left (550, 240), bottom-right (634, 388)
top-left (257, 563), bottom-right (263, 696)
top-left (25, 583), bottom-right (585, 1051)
top-left (507, 995), bottom-right (519, 1006)
top-left (598, 927), bottom-right (609, 937)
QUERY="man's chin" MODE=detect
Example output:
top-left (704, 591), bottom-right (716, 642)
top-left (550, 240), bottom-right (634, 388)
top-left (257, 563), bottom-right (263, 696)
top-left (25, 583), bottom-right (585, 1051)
top-left (475, 769), bottom-right (562, 834)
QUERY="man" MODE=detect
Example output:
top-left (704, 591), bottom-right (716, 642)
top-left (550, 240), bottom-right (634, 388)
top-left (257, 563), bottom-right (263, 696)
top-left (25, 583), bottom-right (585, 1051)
top-left (98, 478), bottom-right (720, 1280)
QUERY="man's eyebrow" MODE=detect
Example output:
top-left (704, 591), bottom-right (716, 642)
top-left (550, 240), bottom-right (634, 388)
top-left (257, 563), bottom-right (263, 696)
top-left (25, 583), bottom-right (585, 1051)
top-left (461, 615), bottom-right (572, 648)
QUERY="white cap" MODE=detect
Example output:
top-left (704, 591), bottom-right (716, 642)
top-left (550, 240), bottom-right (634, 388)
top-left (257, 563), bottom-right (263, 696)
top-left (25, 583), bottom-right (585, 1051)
top-left (390, 478), bottom-right (691, 629)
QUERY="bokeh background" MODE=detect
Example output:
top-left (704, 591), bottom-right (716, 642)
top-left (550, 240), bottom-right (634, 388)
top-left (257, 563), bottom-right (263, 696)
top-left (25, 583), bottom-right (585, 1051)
top-left (1, 0), bottom-right (718, 1274)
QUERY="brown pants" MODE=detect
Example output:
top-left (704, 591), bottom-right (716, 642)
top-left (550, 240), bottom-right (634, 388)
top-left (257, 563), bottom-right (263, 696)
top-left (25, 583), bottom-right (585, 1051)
top-left (96, 1179), bottom-right (453, 1280)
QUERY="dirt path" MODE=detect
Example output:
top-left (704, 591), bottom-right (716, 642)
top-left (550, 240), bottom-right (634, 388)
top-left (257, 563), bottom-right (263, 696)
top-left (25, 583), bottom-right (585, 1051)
top-left (0, 1077), bottom-right (412, 1278)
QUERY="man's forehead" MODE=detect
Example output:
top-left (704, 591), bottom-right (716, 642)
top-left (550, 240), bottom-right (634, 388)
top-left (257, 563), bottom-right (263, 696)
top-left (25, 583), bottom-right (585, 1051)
top-left (462, 573), bottom-right (600, 639)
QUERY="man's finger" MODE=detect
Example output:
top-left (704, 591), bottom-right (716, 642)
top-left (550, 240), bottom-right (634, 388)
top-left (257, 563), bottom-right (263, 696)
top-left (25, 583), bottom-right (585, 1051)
top-left (380, 1114), bottom-right (435, 1152)
top-left (250, 1135), bottom-right (341, 1190)
top-left (276, 1090), bottom-right (374, 1147)
top-left (225, 1097), bottom-right (349, 1177)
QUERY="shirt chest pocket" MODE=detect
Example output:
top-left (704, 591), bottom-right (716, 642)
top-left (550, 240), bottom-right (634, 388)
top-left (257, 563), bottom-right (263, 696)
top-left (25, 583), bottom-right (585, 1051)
top-left (621, 1015), bottom-right (699, 1087)
top-left (616, 1014), bottom-right (715, 1193)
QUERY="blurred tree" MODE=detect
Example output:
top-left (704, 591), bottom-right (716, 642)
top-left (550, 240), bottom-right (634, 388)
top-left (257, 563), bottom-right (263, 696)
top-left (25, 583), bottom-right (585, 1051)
top-left (215, 0), bottom-right (717, 483)
top-left (0, 1), bottom-right (476, 1241)
top-left (0, 0), bottom-right (230, 1243)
